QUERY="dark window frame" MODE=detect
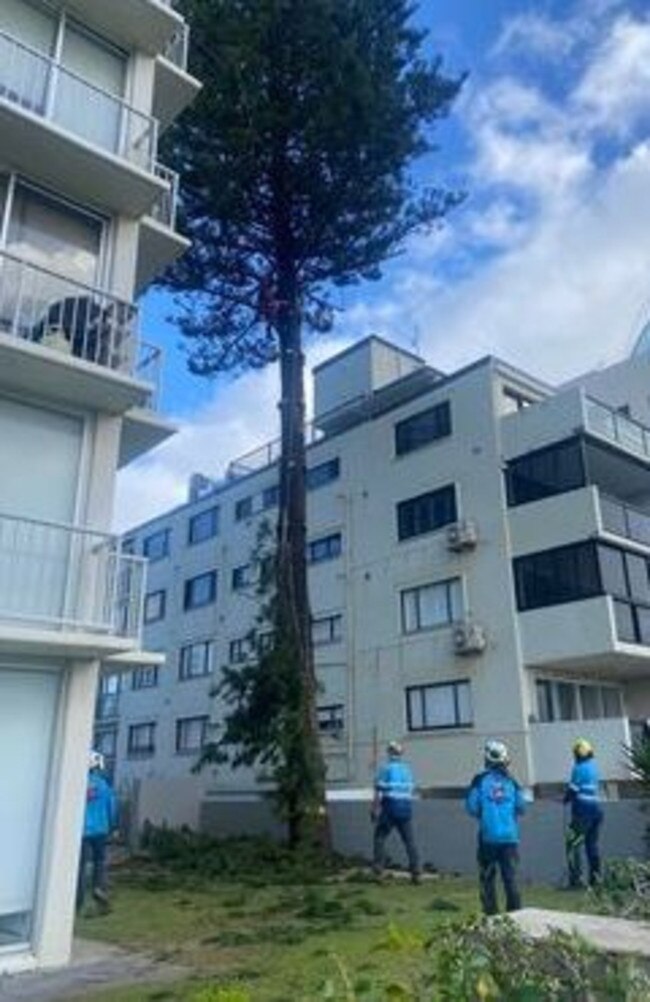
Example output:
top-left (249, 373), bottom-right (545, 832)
top-left (179, 640), bottom-right (214, 680)
top-left (262, 484), bottom-right (279, 509)
top-left (183, 570), bottom-right (218, 611)
top-left (316, 703), bottom-right (345, 736)
top-left (506, 437), bottom-right (586, 507)
top-left (395, 401), bottom-right (451, 456)
top-left (400, 577), bottom-right (462, 634)
top-left (142, 528), bottom-right (171, 562)
top-left (311, 613), bottom-right (343, 646)
top-left (397, 484), bottom-right (457, 542)
top-left (188, 505), bottom-right (220, 545)
top-left (235, 496), bottom-right (253, 521)
top-left (307, 532), bottom-right (342, 564)
top-left (175, 715), bottom-right (210, 754)
top-left (144, 589), bottom-right (166, 624)
top-left (132, 665), bottom-right (159, 690)
top-left (306, 458), bottom-right (340, 491)
top-left (231, 563), bottom-right (253, 591)
top-left (406, 680), bottom-right (473, 732)
top-left (127, 722), bottom-right (156, 757)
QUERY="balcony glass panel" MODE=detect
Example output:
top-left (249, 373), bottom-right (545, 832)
top-left (599, 494), bottom-right (650, 548)
top-left (0, 30), bottom-right (157, 170)
top-left (626, 507), bottom-right (650, 546)
top-left (0, 0), bottom-right (56, 57)
top-left (614, 599), bottom-right (638, 644)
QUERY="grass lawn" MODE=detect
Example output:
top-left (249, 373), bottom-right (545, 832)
top-left (70, 863), bottom-right (590, 1002)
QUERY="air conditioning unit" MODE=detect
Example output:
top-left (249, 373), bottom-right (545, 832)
top-left (447, 519), bottom-right (478, 552)
top-left (453, 621), bottom-right (487, 656)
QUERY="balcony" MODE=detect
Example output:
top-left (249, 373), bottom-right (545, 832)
top-left (227, 423), bottom-right (325, 479)
top-left (0, 30), bottom-right (165, 216)
top-left (599, 494), bottom-right (650, 548)
top-left (0, 513), bottom-right (146, 639)
top-left (154, 21), bottom-right (201, 130)
top-left (136, 164), bottom-right (189, 293)
top-left (531, 718), bottom-right (631, 783)
top-left (585, 397), bottom-right (650, 463)
top-left (95, 695), bottom-right (120, 722)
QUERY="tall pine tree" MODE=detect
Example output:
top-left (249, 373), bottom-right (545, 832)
top-left (165, 0), bottom-right (464, 847)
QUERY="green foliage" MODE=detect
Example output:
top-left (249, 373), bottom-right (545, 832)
top-left (191, 988), bottom-right (251, 1002)
top-left (626, 734), bottom-right (650, 792)
top-left (313, 918), bottom-right (650, 1002)
top-left (167, 0), bottom-right (463, 372)
top-left (589, 858), bottom-right (650, 920)
top-left (141, 828), bottom-right (338, 884)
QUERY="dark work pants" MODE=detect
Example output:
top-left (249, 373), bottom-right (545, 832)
top-left (373, 807), bottom-right (420, 876)
top-left (566, 810), bottom-right (603, 887)
top-left (478, 841), bottom-right (521, 915)
top-left (77, 834), bottom-right (108, 910)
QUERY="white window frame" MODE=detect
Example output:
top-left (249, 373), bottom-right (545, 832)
top-left (535, 677), bottom-right (624, 724)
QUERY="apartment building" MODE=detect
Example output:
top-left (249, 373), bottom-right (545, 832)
top-left (103, 336), bottom-right (650, 835)
top-left (0, 0), bottom-right (199, 974)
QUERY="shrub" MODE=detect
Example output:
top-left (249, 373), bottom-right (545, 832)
top-left (590, 859), bottom-right (650, 920)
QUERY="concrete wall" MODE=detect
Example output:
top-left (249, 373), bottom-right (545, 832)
top-left (199, 795), bottom-right (648, 884)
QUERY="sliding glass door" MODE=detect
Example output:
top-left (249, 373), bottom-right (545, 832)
top-left (0, 667), bottom-right (60, 948)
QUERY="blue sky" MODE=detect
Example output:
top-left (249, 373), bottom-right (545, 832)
top-left (119, 0), bottom-right (650, 528)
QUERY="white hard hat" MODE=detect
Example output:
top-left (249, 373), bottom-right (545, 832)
top-left (387, 740), bottom-right (404, 757)
top-left (484, 739), bottom-right (509, 766)
top-left (89, 750), bottom-right (105, 771)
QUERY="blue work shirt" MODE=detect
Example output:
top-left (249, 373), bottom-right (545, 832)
top-left (565, 759), bottom-right (602, 819)
top-left (466, 768), bottom-right (527, 845)
top-left (375, 760), bottom-right (415, 820)
top-left (83, 771), bottom-right (117, 838)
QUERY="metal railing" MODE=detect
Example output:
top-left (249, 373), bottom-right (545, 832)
top-left (151, 163), bottom-right (180, 228)
top-left (0, 30), bottom-right (158, 171)
top-left (585, 396), bottom-right (650, 461)
top-left (227, 422), bottom-right (326, 479)
top-left (599, 493), bottom-right (650, 548)
top-left (96, 695), bottom-right (120, 721)
top-left (0, 249), bottom-right (139, 375)
top-left (0, 512), bottom-right (147, 638)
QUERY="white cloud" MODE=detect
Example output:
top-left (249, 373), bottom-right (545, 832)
top-left (573, 15), bottom-right (650, 135)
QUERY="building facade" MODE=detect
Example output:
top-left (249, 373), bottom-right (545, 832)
top-left (103, 337), bottom-right (650, 835)
top-left (0, 0), bottom-right (199, 974)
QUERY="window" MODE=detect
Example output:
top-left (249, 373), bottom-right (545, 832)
top-left (395, 401), bottom-right (451, 456)
top-left (317, 704), bottom-right (344, 737)
top-left (312, 614), bottom-right (343, 646)
top-left (229, 637), bottom-right (252, 664)
top-left (307, 533), bottom-right (342, 564)
top-left (127, 722), bottom-right (156, 757)
top-left (506, 439), bottom-right (585, 507)
top-left (143, 529), bottom-right (170, 562)
top-left (235, 496), bottom-right (253, 521)
top-left (122, 537), bottom-right (136, 555)
top-left (397, 485), bottom-right (457, 541)
top-left (536, 679), bottom-right (623, 724)
top-left (306, 458), bottom-right (340, 490)
top-left (132, 666), bottom-right (159, 690)
top-left (188, 506), bottom-right (219, 545)
top-left (406, 681), bottom-right (473, 731)
top-left (514, 541), bottom-right (600, 611)
top-left (144, 589), bottom-right (166, 624)
top-left (176, 716), bottom-right (210, 754)
top-left (401, 578), bottom-right (463, 634)
top-left (262, 485), bottom-right (279, 509)
top-left (184, 571), bottom-right (217, 610)
top-left (179, 640), bottom-right (214, 680)
top-left (94, 727), bottom-right (117, 759)
top-left (502, 387), bottom-right (535, 414)
top-left (232, 563), bottom-right (253, 591)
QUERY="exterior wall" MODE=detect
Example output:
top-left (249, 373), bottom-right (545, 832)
top-left (198, 794), bottom-right (648, 884)
top-left (0, 0), bottom-right (196, 973)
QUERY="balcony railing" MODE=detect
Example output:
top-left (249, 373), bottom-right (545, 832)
top-left (151, 163), bottom-right (180, 229)
top-left (613, 597), bottom-right (650, 648)
top-left (96, 695), bottom-right (120, 721)
top-left (163, 23), bottom-right (189, 70)
top-left (599, 494), bottom-right (650, 548)
top-left (0, 248), bottom-right (136, 369)
top-left (585, 396), bottom-right (650, 462)
top-left (0, 30), bottom-right (158, 171)
top-left (0, 513), bottom-right (146, 639)
top-left (227, 422), bottom-right (326, 479)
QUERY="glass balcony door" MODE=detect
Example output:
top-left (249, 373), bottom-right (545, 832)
top-left (0, 667), bottom-right (60, 949)
top-left (0, 0), bottom-right (57, 115)
top-left (0, 397), bottom-right (84, 626)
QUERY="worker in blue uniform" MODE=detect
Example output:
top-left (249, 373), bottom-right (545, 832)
top-left (564, 738), bottom-right (603, 887)
top-left (466, 740), bottom-right (527, 914)
top-left (372, 741), bottom-right (420, 884)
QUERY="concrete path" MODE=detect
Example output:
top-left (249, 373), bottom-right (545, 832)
top-left (512, 908), bottom-right (650, 957)
top-left (0, 939), bottom-right (187, 1002)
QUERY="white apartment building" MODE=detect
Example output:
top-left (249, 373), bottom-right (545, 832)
top-left (103, 335), bottom-right (650, 833)
top-left (0, 0), bottom-right (199, 973)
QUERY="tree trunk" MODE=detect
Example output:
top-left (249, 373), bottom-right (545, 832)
top-left (276, 299), bottom-right (331, 852)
